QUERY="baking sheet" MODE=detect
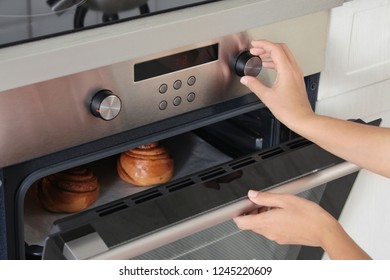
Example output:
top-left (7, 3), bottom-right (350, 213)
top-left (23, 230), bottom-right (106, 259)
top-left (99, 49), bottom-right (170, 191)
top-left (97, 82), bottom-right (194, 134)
top-left (24, 133), bottom-right (232, 246)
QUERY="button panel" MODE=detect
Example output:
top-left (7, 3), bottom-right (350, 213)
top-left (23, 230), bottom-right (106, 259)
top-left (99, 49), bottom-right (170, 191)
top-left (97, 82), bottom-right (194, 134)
top-left (157, 75), bottom-right (197, 110)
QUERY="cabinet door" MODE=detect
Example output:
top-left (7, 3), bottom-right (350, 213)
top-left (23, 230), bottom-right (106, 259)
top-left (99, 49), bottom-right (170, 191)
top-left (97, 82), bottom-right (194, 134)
top-left (318, 0), bottom-right (390, 100)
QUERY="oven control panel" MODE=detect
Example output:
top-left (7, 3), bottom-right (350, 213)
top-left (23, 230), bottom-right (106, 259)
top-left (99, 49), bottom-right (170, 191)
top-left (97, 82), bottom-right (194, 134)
top-left (89, 41), bottom-right (263, 121)
top-left (0, 9), bottom-right (329, 167)
top-left (2, 32), bottom-right (271, 166)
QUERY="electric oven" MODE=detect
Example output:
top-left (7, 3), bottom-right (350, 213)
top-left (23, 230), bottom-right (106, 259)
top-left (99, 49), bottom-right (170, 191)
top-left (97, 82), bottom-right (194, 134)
top-left (0, 0), bottom-right (373, 260)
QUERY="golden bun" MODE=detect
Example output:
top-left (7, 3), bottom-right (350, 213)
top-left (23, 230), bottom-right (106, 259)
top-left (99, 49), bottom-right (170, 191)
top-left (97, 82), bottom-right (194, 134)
top-left (117, 142), bottom-right (174, 186)
top-left (37, 167), bottom-right (100, 213)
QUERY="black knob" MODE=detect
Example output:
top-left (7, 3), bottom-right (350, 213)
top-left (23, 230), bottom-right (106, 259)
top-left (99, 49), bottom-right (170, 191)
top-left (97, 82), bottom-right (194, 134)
top-left (234, 51), bottom-right (262, 77)
top-left (90, 90), bottom-right (122, 121)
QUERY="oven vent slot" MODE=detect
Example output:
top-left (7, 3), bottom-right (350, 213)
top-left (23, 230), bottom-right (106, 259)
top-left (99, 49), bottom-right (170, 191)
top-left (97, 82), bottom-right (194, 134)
top-left (166, 178), bottom-right (195, 192)
top-left (198, 167), bottom-right (226, 181)
top-left (96, 202), bottom-right (128, 217)
top-left (229, 157), bottom-right (256, 170)
top-left (258, 147), bottom-right (284, 159)
top-left (132, 190), bottom-right (163, 204)
top-left (287, 139), bottom-right (312, 150)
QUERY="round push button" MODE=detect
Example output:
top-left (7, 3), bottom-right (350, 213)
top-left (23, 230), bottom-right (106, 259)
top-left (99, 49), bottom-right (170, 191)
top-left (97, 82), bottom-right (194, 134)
top-left (187, 76), bottom-right (196, 86)
top-left (159, 84), bottom-right (168, 94)
top-left (173, 80), bottom-right (182, 90)
top-left (173, 96), bottom-right (182, 106)
top-left (187, 92), bottom-right (196, 102)
top-left (159, 100), bottom-right (168, 110)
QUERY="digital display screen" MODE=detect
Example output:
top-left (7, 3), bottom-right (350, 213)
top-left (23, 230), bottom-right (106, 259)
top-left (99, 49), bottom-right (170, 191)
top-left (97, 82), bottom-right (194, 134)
top-left (134, 44), bottom-right (219, 82)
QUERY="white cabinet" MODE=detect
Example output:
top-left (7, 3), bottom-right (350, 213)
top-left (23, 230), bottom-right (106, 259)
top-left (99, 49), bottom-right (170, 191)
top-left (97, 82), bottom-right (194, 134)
top-left (319, 0), bottom-right (390, 101)
top-left (317, 0), bottom-right (390, 260)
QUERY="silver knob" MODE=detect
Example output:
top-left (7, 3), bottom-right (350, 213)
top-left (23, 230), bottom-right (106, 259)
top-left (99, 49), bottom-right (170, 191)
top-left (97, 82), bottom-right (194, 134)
top-left (90, 90), bottom-right (122, 121)
top-left (234, 51), bottom-right (262, 77)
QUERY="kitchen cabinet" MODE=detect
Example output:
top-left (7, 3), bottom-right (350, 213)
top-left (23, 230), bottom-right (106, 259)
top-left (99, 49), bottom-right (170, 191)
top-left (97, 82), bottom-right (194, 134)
top-left (318, 0), bottom-right (390, 100)
top-left (317, 0), bottom-right (390, 259)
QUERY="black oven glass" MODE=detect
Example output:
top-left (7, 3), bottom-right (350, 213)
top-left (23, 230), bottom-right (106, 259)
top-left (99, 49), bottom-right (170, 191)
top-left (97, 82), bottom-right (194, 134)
top-left (132, 181), bottom-right (351, 260)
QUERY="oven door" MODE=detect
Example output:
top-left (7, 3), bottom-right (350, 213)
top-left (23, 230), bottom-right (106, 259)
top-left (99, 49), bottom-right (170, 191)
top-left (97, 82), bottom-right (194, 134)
top-left (41, 121), bottom-right (378, 260)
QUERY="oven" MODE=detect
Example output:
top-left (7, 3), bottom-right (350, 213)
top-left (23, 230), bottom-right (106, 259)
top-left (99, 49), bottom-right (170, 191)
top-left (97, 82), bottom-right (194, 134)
top-left (0, 0), bottom-right (377, 260)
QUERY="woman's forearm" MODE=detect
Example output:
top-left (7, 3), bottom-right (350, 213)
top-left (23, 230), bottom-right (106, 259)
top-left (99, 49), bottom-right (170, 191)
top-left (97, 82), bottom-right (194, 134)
top-left (321, 219), bottom-right (371, 260)
top-left (290, 114), bottom-right (390, 178)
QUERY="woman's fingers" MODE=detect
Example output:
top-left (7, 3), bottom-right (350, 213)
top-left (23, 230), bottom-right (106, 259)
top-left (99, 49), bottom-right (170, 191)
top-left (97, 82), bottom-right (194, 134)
top-left (246, 190), bottom-right (287, 208)
top-left (240, 76), bottom-right (270, 101)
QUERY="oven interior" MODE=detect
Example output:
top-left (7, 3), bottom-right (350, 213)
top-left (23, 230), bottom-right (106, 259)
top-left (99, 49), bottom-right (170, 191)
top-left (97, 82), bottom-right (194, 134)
top-left (23, 105), bottom-right (283, 259)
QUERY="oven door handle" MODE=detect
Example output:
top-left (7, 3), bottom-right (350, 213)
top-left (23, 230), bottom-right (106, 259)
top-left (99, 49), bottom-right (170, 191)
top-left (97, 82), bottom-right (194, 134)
top-left (88, 161), bottom-right (360, 260)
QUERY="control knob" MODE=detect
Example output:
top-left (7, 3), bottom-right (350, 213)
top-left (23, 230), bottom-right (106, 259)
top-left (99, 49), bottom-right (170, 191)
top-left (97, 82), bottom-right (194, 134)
top-left (90, 90), bottom-right (122, 121)
top-left (234, 51), bottom-right (262, 77)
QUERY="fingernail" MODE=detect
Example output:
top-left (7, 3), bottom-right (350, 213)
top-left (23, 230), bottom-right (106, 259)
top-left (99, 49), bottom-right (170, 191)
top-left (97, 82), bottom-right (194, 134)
top-left (240, 76), bottom-right (248, 86)
top-left (248, 190), bottom-right (258, 198)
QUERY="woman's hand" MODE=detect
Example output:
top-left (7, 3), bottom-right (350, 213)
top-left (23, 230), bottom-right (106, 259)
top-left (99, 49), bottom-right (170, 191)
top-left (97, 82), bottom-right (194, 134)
top-left (233, 190), bottom-right (372, 259)
top-left (240, 40), bottom-right (315, 131)
top-left (241, 40), bottom-right (390, 178)
top-left (233, 190), bottom-right (337, 247)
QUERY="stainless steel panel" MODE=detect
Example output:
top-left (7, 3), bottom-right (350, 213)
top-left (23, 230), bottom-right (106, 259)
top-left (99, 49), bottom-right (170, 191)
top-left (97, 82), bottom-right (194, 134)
top-left (0, 34), bottom-right (247, 167)
top-left (0, 10), bottom-right (330, 167)
top-left (63, 232), bottom-right (109, 260)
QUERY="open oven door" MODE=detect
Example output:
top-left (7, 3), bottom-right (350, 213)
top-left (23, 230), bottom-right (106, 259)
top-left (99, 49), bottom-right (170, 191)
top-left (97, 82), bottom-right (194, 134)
top-left (42, 119), bottom-right (381, 260)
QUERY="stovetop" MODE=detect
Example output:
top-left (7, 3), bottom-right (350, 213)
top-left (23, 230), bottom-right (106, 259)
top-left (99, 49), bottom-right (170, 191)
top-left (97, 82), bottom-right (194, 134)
top-left (0, 0), bottom-right (220, 48)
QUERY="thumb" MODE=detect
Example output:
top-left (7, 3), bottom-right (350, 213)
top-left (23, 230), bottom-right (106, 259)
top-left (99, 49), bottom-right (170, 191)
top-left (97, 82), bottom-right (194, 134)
top-left (247, 190), bottom-right (286, 208)
top-left (240, 76), bottom-right (270, 101)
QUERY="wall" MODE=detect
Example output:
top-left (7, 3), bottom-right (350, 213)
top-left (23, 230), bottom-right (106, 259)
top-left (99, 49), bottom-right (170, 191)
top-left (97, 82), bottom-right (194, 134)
top-left (316, 0), bottom-right (390, 259)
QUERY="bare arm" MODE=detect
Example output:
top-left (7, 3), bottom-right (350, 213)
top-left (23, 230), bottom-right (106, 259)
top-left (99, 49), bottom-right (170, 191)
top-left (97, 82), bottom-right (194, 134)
top-left (233, 191), bottom-right (371, 260)
top-left (291, 115), bottom-right (390, 178)
top-left (240, 40), bottom-right (390, 178)
top-left (233, 40), bottom-right (380, 260)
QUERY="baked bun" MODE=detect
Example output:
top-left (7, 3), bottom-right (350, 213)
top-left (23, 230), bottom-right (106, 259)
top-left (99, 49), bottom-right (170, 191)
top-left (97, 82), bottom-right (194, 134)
top-left (37, 166), bottom-right (100, 213)
top-left (117, 142), bottom-right (174, 186)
